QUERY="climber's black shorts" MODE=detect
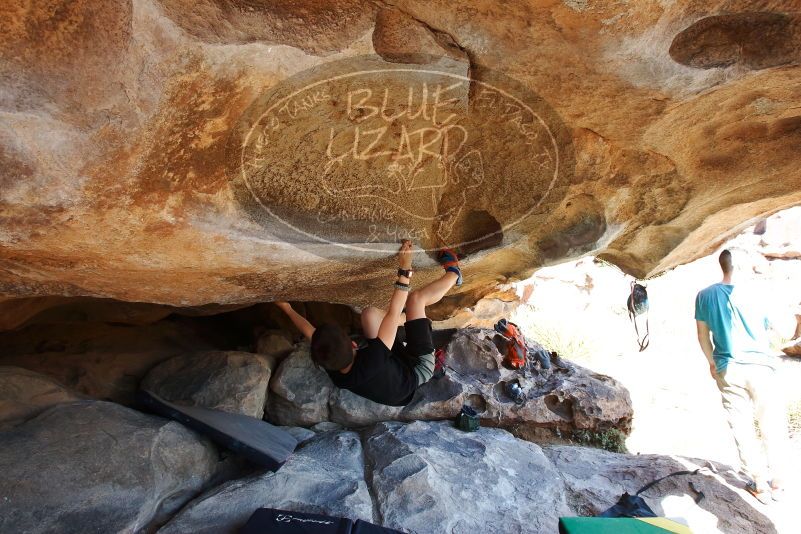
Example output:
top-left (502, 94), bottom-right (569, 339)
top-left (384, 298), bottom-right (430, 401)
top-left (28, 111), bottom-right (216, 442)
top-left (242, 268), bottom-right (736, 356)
top-left (403, 318), bottom-right (435, 358)
top-left (402, 318), bottom-right (436, 387)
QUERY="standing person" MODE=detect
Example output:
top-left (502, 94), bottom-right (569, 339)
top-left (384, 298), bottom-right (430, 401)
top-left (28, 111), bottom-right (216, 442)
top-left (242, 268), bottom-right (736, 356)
top-left (695, 249), bottom-right (790, 503)
top-left (276, 239), bottom-right (461, 406)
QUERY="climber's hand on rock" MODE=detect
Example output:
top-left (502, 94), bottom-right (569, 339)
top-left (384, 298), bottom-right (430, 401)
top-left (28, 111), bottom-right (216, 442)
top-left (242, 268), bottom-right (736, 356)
top-left (275, 301), bottom-right (315, 339)
top-left (398, 240), bottom-right (413, 271)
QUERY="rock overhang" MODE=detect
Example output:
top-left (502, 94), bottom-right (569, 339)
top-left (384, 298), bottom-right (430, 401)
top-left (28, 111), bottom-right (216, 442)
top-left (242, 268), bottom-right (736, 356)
top-left (1, 0), bottom-right (800, 312)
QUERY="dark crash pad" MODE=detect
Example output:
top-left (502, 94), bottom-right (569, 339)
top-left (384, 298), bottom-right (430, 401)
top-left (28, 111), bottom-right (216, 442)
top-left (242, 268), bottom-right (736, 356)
top-left (241, 508), bottom-right (403, 534)
top-left (137, 390), bottom-right (297, 471)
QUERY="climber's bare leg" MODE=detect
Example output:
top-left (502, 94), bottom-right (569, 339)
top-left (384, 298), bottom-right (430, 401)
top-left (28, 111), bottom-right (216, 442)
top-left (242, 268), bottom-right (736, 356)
top-left (361, 306), bottom-right (405, 339)
top-left (405, 272), bottom-right (459, 321)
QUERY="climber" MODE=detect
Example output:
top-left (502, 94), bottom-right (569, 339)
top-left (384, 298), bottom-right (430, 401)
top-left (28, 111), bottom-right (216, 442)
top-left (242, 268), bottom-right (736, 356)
top-left (694, 249), bottom-right (790, 504)
top-left (276, 240), bottom-right (462, 406)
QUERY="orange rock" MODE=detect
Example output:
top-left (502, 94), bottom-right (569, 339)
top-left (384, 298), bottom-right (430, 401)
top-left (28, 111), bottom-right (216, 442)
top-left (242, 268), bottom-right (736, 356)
top-left (782, 340), bottom-right (801, 358)
top-left (1, 1), bottom-right (800, 313)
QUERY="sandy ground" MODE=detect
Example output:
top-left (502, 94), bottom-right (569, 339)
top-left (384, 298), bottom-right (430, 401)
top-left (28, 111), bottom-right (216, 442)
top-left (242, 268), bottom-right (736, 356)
top-left (511, 227), bottom-right (801, 533)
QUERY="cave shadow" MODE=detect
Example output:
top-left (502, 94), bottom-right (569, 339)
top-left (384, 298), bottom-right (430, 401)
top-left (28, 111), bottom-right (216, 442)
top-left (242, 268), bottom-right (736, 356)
top-left (0, 297), bottom-right (359, 405)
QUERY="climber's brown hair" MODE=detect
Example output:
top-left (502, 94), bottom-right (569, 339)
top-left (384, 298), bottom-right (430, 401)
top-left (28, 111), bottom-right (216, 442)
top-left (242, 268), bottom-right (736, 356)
top-left (310, 323), bottom-right (354, 371)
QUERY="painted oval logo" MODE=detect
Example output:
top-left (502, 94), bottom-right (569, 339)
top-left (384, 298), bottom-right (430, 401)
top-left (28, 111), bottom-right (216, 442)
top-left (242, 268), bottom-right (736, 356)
top-left (231, 56), bottom-right (572, 260)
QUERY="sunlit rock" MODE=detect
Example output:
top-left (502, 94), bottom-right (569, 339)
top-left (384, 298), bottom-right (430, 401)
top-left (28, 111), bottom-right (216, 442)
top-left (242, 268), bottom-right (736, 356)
top-left (2, 2), bottom-right (799, 311)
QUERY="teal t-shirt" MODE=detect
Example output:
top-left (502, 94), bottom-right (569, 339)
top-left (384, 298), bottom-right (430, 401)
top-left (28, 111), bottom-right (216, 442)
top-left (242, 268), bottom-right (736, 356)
top-left (694, 283), bottom-right (772, 373)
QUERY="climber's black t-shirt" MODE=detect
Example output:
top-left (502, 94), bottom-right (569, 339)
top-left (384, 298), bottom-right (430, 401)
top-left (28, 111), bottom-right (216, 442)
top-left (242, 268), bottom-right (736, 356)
top-left (326, 338), bottom-right (417, 407)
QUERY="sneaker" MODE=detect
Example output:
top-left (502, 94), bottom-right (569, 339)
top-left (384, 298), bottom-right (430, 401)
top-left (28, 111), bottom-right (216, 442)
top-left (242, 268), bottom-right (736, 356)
top-left (745, 481), bottom-right (771, 505)
top-left (437, 247), bottom-right (462, 286)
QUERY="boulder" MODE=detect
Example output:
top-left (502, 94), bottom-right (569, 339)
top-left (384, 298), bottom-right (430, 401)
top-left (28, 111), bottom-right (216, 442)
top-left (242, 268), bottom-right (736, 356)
top-left (268, 345), bottom-right (335, 426)
top-left (0, 400), bottom-right (218, 534)
top-left (311, 421), bottom-right (345, 433)
top-left (158, 430), bottom-right (373, 534)
top-left (782, 308), bottom-right (801, 356)
top-left (0, 297), bottom-right (175, 331)
top-left (758, 206), bottom-right (801, 260)
top-left (544, 445), bottom-right (777, 534)
top-left (782, 339), bottom-right (801, 357)
top-left (141, 351), bottom-right (273, 418)
top-left (279, 426), bottom-right (317, 446)
top-left (3, 3), bottom-right (801, 310)
top-left (0, 295), bottom-right (255, 332)
top-left (255, 329), bottom-right (294, 359)
top-left (0, 366), bottom-right (83, 427)
top-left (0, 320), bottom-right (214, 405)
top-left (431, 288), bottom-right (522, 329)
top-left (157, 420), bottom-right (778, 534)
top-left (267, 329), bottom-right (632, 438)
top-left (364, 421), bottom-right (571, 533)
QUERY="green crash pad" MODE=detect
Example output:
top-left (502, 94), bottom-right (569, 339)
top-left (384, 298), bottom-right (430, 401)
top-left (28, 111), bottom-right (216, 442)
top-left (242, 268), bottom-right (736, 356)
top-left (559, 517), bottom-right (692, 534)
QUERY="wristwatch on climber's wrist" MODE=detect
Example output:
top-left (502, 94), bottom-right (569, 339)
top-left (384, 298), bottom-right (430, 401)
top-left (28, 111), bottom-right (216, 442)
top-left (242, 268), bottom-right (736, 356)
top-left (397, 268), bottom-right (413, 279)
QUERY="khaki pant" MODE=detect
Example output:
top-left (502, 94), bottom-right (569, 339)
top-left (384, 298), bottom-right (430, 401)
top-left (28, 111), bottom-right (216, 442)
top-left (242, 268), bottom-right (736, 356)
top-left (716, 362), bottom-right (790, 485)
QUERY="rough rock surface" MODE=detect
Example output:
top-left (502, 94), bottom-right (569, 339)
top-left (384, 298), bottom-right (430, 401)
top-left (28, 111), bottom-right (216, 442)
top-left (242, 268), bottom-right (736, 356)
top-left (0, 400), bottom-right (218, 534)
top-left (544, 445), bottom-right (777, 534)
top-left (2, 1), bottom-right (800, 311)
top-left (432, 288), bottom-right (522, 329)
top-left (159, 421), bottom-right (771, 534)
top-left (782, 339), bottom-right (801, 357)
top-left (365, 421), bottom-right (571, 533)
top-left (0, 320), bottom-right (214, 404)
top-left (758, 206), bottom-right (801, 260)
top-left (267, 329), bottom-right (633, 436)
top-left (0, 366), bottom-right (83, 427)
top-left (0, 296), bottom-right (173, 332)
top-left (158, 430), bottom-right (373, 534)
top-left (255, 329), bottom-right (295, 359)
top-left (142, 350), bottom-right (273, 418)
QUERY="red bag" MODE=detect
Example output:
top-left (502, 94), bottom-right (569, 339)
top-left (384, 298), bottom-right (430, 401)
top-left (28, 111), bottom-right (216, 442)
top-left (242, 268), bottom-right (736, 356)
top-left (494, 319), bottom-right (527, 369)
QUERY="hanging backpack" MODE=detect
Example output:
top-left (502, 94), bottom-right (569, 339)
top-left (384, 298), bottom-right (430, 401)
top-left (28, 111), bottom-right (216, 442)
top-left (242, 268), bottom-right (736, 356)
top-left (494, 318), bottom-right (528, 369)
top-left (626, 281), bottom-right (650, 352)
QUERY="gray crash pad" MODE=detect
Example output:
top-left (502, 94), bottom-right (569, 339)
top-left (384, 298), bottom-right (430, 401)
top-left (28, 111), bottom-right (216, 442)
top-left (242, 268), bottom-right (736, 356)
top-left (137, 390), bottom-right (297, 470)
